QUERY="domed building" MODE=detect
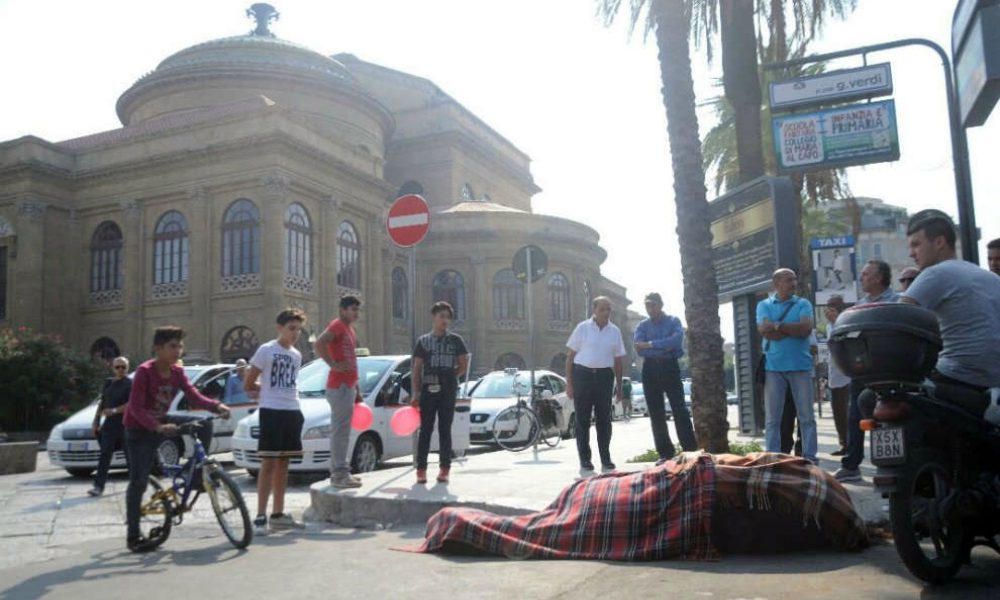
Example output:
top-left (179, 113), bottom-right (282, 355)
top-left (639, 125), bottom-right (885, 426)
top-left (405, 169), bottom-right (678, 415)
top-left (0, 5), bottom-right (631, 374)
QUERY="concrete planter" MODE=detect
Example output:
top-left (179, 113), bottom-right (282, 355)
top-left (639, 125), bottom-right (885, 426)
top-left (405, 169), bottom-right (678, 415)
top-left (0, 441), bottom-right (39, 475)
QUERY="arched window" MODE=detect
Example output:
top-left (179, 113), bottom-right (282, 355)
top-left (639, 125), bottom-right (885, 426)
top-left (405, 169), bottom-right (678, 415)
top-left (397, 181), bottom-right (424, 196)
top-left (391, 267), bottom-right (408, 321)
top-left (90, 221), bottom-right (123, 292)
top-left (153, 211), bottom-right (189, 285)
top-left (220, 326), bottom-right (259, 362)
top-left (90, 337), bottom-right (120, 364)
top-left (495, 352), bottom-right (526, 370)
top-left (221, 199), bottom-right (260, 276)
top-left (492, 269), bottom-right (524, 320)
top-left (550, 353), bottom-right (568, 376)
top-left (336, 221), bottom-right (361, 290)
top-left (548, 273), bottom-right (571, 322)
top-left (432, 270), bottom-right (466, 322)
top-left (285, 203), bottom-right (312, 280)
top-left (460, 183), bottom-right (474, 201)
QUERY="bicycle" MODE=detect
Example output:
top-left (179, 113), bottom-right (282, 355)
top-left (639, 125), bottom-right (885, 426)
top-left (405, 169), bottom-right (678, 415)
top-left (137, 416), bottom-right (253, 551)
top-left (492, 374), bottom-right (563, 452)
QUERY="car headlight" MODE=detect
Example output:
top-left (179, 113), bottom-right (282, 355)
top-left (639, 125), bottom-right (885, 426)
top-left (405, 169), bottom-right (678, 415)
top-left (234, 420), bottom-right (250, 438)
top-left (302, 425), bottom-right (332, 440)
top-left (495, 411), bottom-right (516, 422)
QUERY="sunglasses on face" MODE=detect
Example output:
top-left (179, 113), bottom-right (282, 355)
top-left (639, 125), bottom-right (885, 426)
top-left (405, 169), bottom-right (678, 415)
top-left (900, 278), bottom-right (915, 284)
top-left (114, 365), bottom-right (127, 370)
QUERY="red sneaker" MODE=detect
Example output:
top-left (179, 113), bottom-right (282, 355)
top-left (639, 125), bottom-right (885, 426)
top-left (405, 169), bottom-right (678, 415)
top-left (416, 469), bottom-right (427, 484)
top-left (437, 466), bottom-right (450, 483)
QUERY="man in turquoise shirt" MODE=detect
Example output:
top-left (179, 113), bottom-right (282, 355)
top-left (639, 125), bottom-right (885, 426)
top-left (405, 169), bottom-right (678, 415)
top-left (756, 268), bottom-right (817, 463)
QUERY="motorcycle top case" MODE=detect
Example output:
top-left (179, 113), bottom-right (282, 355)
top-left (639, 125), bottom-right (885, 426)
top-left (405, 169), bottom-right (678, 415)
top-left (829, 303), bottom-right (941, 385)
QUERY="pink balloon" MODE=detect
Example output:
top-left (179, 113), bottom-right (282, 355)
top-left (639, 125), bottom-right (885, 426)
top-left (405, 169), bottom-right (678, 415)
top-left (351, 403), bottom-right (374, 431)
top-left (390, 406), bottom-right (421, 436)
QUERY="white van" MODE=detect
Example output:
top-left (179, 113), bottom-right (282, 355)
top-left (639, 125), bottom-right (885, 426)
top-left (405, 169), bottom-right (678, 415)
top-left (231, 355), bottom-right (471, 475)
top-left (47, 363), bottom-right (256, 477)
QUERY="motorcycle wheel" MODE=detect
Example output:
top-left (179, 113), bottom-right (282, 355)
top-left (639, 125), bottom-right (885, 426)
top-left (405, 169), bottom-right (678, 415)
top-left (889, 450), bottom-right (966, 584)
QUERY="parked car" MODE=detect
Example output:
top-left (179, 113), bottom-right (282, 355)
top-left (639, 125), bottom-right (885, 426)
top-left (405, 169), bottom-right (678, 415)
top-left (468, 369), bottom-right (576, 445)
top-left (631, 382), bottom-right (647, 416)
top-left (47, 363), bottom-right (247, 477)
top-left (727, 391), bottom-right (739, 405)
top-left (231, 356), bottom-right (471, 475)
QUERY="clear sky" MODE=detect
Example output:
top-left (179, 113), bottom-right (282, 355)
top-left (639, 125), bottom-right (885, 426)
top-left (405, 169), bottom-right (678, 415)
top-left (1, 0), bottom-right (996, 341)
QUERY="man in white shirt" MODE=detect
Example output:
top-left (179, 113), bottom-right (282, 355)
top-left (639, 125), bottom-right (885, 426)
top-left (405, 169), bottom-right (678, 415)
top-left (565, 296), bottom-right (627, 473)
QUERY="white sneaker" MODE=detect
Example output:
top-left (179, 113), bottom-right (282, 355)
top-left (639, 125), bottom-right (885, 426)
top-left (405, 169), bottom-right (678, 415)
top-left (331, 473), bottom-right (362, 489)
top-left (269, 513), bottom-right (306, 530)
top-left (253, 515), bottom-right (269, 537)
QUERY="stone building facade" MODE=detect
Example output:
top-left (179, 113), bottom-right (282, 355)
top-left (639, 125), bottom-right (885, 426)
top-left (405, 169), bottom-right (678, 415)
top-left (0, 11), bottom-right (629, 375)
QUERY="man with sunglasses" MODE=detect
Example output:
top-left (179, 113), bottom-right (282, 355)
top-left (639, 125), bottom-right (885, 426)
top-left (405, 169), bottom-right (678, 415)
top-left (88, 357), bottom-right (132, 497)
top-left (898, 266), bottom-right (920, 292)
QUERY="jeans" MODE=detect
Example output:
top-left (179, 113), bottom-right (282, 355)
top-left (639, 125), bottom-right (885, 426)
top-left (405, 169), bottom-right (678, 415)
top-left (841, 382), bottom-right (865, 470)
top-left (326, 385), bottom-right (356, 476)
top-left (416, 384), bottom-right (456, 470)
top-left (764, 370), bottom-right (817, 462)
top-left (93, 426), bottom-right (125, 491)
top-left (780, 390), bottom-right (802, 455)
top-left (642, 358), bottom-right (697, 458)
top-left (572, 367), bottom-right (615, 466)
top-left (125, 428), bottom-right (160, 540)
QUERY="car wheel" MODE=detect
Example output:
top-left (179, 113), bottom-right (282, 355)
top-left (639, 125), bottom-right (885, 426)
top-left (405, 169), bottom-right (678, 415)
top-left (65, 468), bottom-right (94, 478)
top-left (563, 413), bottom-right (576, 440)
top-left (350, 434), bottom-right (381, 473)
top-left (156, 438), bottom-right (182, 467)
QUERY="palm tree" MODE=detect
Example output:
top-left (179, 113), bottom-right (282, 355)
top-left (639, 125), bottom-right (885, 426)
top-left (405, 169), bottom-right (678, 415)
top-left (598, 0), bottom-right (729, 452)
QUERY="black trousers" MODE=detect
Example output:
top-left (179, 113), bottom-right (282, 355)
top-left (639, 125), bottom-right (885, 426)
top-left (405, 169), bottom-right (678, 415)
top-left (780, 390), bottom-right (803, 456)
top-left (416, 385), bottom-right (456, 470)
top-left (642, 358), bottom-right (697, 458)
top-left (94, 425), bottom-right (125, 490)
top-left (572, 367), bottom-right (615, 465)
top-left (125, 428), bottom-right (159, 540)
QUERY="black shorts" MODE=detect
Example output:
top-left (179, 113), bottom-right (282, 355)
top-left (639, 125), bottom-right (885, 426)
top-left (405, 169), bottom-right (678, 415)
top-left (258, 408), bottom-right (304, 458)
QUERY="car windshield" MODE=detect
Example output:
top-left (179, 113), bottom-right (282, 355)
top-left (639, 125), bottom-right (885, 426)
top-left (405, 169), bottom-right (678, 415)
top-left (296, 358), bottom-right (395, 398)
top-left (471, 374), bottom-right (530, 399)
top-left (184, 366), bottom-right (210, 383)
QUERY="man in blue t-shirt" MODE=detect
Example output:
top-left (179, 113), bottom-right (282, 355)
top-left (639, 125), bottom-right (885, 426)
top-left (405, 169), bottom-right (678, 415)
top-left (756, 268), bottom-right (818, 463)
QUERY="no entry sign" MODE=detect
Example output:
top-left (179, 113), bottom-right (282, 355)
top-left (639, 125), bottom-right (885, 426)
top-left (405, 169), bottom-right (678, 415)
top-left (387, 194), bottom-right (430, 247)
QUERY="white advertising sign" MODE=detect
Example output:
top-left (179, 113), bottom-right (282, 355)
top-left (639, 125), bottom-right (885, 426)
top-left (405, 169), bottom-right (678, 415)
top-left (770, 63), bottom-right (893, 110)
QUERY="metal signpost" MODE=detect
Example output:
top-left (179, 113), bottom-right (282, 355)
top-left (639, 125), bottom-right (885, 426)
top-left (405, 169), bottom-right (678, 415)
top-left (769, 63), bottom-right (893, 110)
top-left (513, 244), bottom-right (547, 442)
top-left (772, 99), bottom-right (900, 173)
top-left (386, 194), bottom-right (431, 347)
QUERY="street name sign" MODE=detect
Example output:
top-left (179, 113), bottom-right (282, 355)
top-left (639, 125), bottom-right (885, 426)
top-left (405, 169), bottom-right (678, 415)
top-left (772, 99), bottom-right (900, 173)
top-left (769, 63), bottom-right (893, 111)
top-left (386, 194), bottom-right (430, 248)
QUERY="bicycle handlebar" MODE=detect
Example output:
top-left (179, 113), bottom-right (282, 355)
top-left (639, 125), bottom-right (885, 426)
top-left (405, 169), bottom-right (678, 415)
top-left (174, 415), bottom-right (219, 435)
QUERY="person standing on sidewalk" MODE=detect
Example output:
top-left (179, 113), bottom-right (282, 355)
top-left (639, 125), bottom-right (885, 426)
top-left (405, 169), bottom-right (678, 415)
top-left (897, 267), bottom-right (920, 293)
top-left (123, 327), bottom-right (230, 552)
top-left (315, 296), bottom-right (364, 489)
top-left (88, 357), bottom-right (131, 497)
top-left (633, 292), bottom-right (696, 463)
top-left (824, 295), bottom-right (851, 457)
top-left (411, 301), bottom-right (469, 485)
top-left (245, 308), bottom-right (307, 536)
top-left (757, 269), bottom-right (818, 464)
top-left (565, 296), bottom-right (627, 473)
top-left (834, 260), bottom-right (899, 483)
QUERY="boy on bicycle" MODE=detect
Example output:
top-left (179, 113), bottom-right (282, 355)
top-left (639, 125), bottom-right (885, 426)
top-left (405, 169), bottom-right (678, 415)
top-left (123, 326), bottom-right (230, 552)
top-left (411, 301), bottom-right (469, 484)
top-left (245, 308), bottom-right (307, 535)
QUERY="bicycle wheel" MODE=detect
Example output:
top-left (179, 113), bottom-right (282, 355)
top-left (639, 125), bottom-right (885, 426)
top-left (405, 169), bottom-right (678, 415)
top-left (539, 402), bottom-right (562, 448)
top-left (204, 462), bottom-right (253, 549)
top-left (138, 477), bottom-right (174, 550)
top-left (492, 405), bottom-right (539, 452)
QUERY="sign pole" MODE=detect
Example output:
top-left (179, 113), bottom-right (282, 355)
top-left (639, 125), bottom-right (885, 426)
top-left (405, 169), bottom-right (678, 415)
top-left (409, 245), bottom-right (417, 349)
top-left (526, 246), bottom-right (537, 452)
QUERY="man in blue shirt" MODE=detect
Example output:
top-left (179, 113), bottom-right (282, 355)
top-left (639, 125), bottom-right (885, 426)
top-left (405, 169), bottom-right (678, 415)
top-left (757, 269), bottom-right (818, 464)
top-left (634, 292), bottom-right (696, 462)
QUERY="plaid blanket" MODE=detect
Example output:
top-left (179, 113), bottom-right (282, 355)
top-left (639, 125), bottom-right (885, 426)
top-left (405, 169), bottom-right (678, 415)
top-left (698, 452), bottom-right (868, 552)
top-left (408, 452), bottom-right (867, 560)
top-left (409, 453), bottom-right (717, 560)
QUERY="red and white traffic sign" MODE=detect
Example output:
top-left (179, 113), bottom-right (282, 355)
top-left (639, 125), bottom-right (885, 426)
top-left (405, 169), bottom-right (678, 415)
top-left (386, 194), bottom-right (431, 247)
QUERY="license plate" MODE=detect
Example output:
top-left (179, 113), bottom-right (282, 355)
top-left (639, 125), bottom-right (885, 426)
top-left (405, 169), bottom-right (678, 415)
top-left (67, 443), bottom-right (89, 452)
top-left (870, 427), bottom-right (905, 464)
top-left (470, 425), bottom-right (487, 434)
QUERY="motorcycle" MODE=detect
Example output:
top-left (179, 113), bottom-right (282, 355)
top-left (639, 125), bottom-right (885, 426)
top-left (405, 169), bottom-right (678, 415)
top-left (830, 303), bottom-right (1000, 584)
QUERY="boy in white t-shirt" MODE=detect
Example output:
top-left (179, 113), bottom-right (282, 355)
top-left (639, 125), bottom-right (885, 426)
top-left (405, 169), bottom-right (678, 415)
top-left (245, 308), bottom-right (306, 535)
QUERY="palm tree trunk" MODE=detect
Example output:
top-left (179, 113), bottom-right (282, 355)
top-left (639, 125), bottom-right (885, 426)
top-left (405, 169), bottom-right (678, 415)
top-left (650, 0), bottom-right (729, 453)
top-left (721, 0), bottom-right (764, 184)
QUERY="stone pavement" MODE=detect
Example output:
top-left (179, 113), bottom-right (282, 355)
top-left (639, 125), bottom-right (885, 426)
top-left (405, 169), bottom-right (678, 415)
top-left (310, 406), bottom-right (887, 528)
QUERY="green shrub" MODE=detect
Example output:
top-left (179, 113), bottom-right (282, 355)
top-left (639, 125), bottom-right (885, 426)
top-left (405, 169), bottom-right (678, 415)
top-left (0, 327), bottom-right (106, 432)
top-left (627, 440), bottom-right (765, 463)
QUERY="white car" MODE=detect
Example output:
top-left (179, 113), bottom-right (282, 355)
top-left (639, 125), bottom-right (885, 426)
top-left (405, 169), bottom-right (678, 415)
top-left (468, 369), bottom-right (576, 445)
top-left (231, 356), bottom-right (471, 475)
top-left (631, 382), bottom-right (647, 416)
top-left (47, 364), bottom-right (249, 477)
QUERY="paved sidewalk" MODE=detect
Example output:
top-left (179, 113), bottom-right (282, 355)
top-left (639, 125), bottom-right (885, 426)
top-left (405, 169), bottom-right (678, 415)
top-left (310, 407), bottom-right (888, 528)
